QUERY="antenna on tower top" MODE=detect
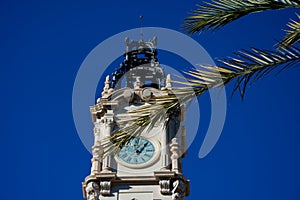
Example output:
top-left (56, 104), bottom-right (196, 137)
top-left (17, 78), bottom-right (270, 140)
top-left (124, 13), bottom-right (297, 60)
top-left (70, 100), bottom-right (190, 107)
top-left (139, 15), bottom-right (143, 40)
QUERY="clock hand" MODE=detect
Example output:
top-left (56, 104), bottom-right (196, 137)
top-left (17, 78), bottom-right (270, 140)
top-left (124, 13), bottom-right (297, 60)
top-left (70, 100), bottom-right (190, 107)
top-left (135, 143), bottom-right (146, 154)
top-left (137, 142), bottom-right (148, 154)
top-left (135, 144), bottom-right (141, 154)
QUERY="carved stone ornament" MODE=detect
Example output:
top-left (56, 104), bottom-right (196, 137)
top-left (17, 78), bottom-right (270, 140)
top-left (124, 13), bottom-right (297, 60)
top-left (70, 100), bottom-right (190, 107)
top-left (100, 181), bottom-right (111, 196)
top-left (165, 74), bottom-right (172, 89)
top-left (171, 179), bottom-right (186, 200)
top-left (159, 179), bottom-right (171, 194)
top-left (102, 75), bottom-right (114, 98)
top-left (86, 182), bottom-right (100, 200)
top-left (134, 77), bottom-right (142, 89)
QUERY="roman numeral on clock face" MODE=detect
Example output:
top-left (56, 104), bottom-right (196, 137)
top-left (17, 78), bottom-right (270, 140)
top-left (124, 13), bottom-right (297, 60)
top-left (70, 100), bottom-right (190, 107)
top-left (126, 157), bottom-right (132, 163)
top-left (120, 153), bottom-right (128, 159)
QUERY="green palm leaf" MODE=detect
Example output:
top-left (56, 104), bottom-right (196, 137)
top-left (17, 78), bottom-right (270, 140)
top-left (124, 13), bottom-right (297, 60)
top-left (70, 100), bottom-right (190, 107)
top-left (278, 14), bottom-right (300, 48)
top-left (217, 46), bottom-right (300, 98)
top-left (185, 46), bottom-right (300, 98)
top-left (102, 45), bottom-right (300, 155)
top-left (184, 0), bottom-right (300, 33)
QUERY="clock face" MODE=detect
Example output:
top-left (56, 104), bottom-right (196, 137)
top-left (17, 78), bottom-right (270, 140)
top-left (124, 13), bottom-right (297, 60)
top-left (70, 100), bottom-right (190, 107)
top-left (118, 137), bottom-right (155, 165)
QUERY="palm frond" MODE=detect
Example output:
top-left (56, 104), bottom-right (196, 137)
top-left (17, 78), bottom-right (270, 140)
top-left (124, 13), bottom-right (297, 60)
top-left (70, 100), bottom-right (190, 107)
top-left (101, 45), bottom-right (300, 156)
top-left (206, 46), bottom-right (300, 98)
top-left (278, 14), bottom-right (300, 48)
top-left (97, 0), bottom-right (300, 158)
top-left (183, 0), bottom-right (300, 34)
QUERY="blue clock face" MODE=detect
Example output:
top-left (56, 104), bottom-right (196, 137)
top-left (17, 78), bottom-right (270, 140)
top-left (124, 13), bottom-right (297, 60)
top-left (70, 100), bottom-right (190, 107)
top-left (118, 137), bottom-right (155, 165)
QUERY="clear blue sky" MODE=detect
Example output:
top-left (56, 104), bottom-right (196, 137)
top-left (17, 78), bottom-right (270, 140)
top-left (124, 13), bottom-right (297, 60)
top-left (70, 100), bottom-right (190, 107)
top-left (1, 0), bottom-right (300, 200)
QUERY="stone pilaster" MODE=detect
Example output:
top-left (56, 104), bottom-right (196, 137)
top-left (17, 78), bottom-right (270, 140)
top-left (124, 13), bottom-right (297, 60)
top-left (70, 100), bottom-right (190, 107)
top-left (170, 138), bottom-right (181, 173)
top-left (90, 124), bottom-right (104, 175)
top-left (102, 110), bottom-right (114, 172)
top-left (161, 127), bottom-right (170, 169)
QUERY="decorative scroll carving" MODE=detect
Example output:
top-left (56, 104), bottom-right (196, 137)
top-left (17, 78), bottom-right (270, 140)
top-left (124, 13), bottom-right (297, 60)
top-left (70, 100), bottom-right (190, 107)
top-left (86, 182), bottom-right (100, 200)
top-left (142, 88), bottom-right (152, 100)
top-left (100, 181), bottom-right (111, 196)
top-left (159, 179), bottom-right (171, 194)
top-left (171, 179), bottom-right (186, 200)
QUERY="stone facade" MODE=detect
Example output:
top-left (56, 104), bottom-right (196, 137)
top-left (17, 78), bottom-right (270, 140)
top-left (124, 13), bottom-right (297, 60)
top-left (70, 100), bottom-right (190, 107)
top-left (82, 37), bottom-right (190, 200)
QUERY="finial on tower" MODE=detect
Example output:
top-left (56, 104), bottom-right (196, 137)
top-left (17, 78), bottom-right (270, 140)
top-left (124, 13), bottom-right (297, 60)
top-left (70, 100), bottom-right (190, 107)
top-left (101, 75), bottom-right (114, 98)
top-left (139, 15), bottom-right (143, 40)
top-left (162, 74), bottom-right (172, 90)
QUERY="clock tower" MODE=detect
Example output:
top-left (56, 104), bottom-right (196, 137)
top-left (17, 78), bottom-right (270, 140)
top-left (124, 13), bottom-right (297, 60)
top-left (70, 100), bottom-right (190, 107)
top-left (82, 36), bottom-right (190, 200)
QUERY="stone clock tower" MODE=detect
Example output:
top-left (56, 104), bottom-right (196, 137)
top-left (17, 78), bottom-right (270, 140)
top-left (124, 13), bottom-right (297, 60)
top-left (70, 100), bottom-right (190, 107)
top-left (82, 37), bottom-right (190, 200)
